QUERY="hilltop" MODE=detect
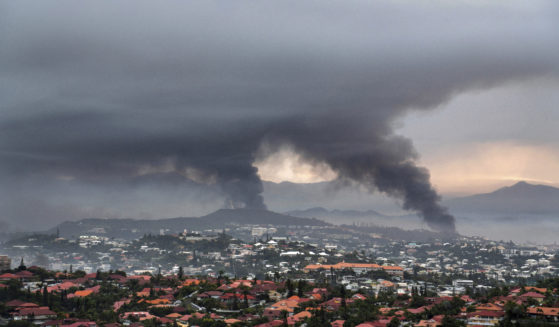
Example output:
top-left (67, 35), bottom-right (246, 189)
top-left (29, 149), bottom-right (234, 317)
top-left (445, 181), bottom-right (559, 215)
top-left (46, 208), bottom-right (329, 239)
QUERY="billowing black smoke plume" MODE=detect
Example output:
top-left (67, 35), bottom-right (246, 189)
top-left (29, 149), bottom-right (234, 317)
top-left (0, 0), bottom-right (558, 231)
top-left (263, 114), bottom-right (458, 232)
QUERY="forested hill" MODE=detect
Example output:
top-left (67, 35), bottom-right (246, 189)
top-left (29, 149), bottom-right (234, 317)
top-left (46, 209), bottom-right (329, 239)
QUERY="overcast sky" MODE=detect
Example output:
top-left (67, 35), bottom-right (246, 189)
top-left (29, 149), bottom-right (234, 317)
top-left (1, 0), bottom-right (558, 231)
top-left (399, 78), bottom-right (559, 195)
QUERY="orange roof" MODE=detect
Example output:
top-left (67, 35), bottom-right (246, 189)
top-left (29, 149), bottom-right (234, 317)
top-left (73, 290), bottom-right (93, 297)
top-left (382, 265), bottom-right (403, 271)
top-left (527, 307), bottom-right (559, 316)
top-left (332, 262), bottom-right (381, 269)
top-left (182, 279), bottom-right (201, 286)
top-left (0, 273), bottom-right (18, 279)
top-left (380, 280), bottom-right (395, 287)
top-left (520, 286), bottom-right (548, 294)
top-left (309, 293), bottom-right (322, 300)
top-left (146, 299), bottom-right (171, 305)
top-left (293, 310), bottom-right (312, 320)
top-left (48, 281), bottom-right (78, 293)
top-left (475, 303), bottom-right (503, 312)
top-left (520, 291), bottom-right (546, 299)
top-left (166, 313), bottom-right (182, 319)
top-left (269, 299), bottom-right (299, 312)
top-left (128, 275), bottom-right (151, 281)
top-left (304, 262), bottom-right (381, 270)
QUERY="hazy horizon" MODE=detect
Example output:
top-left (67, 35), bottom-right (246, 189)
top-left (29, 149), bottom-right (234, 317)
top-left (1, 1), bottom-right (558, 238)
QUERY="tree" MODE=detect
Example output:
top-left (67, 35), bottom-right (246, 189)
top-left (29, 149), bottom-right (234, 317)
top-left (286, 279), bottom-right (294, 297)
top-left (232, 294), bottom-right (239, 310)
top-left (217, 270), bottom-right (224, 285)
top-left (18, 257), bottom-right (26, 271)
top-left (281, 310), bottom-right (288, 327)
top-left (298, 280), bottom-right (306, 297)
top-left (42, 285), bottom-right (49, 306)
top-left (241, 287), bottom-right (250, 308)
top-left (503, 301), bottom-right (526, 320)
top-left (387, 317), bottom-right (400, 327)
top-left (340, 285), bottom-right (347, 308)
top-left (410, 294), bottom-right (426, 308)
top-left (178, 266), bottom-right (184, 280)
top-left (441, 315), bottom-right (465, 327)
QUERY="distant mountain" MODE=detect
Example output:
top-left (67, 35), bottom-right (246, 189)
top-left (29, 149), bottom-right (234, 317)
top-left (201, 209), bottom-right (328, 226)
top-left (283, 206), bottom-right (425, 227)
top-left (47, 209), bottom-right (329, 239)
top-left (263, 181), bottom-right (402, 214)
top-left (286, 207), bottom-right (388, 219)
top-left (446, 181), bottom-right (559, 215)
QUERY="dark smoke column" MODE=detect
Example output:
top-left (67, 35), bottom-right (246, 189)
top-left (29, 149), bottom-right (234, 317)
top-left (174, 134), bottom-right (267, 210)
top-left (341, 159), bottom-right (456, 234)
top-left (218, 165), bottom-right (266, 210)
top-left (267, 116), bottom-right (457, 234)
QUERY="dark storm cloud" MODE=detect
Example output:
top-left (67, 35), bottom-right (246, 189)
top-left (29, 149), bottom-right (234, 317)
top-left (0, 0), bottom-right (558, 232)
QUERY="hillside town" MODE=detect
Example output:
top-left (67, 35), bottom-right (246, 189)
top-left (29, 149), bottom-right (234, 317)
top-left (3, 0), bottom-right (559, 325)
top-left (0, 224), bottom-right (558, 327)
top-left (0, 257), bottom-right (559, 327)
top-left (1, 222), bottom-right (557, 287)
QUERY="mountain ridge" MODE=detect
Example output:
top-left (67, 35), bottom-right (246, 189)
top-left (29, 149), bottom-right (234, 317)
top-left (445, 181), bottom-right (559, 215)
top-left (286, 207), bottom-right (389, 219)
top-left (47, 208), bottom-right (329, 239)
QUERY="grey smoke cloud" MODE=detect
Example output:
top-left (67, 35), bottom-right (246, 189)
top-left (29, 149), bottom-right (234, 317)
top-left (0, 0), bottom-right (558, 232)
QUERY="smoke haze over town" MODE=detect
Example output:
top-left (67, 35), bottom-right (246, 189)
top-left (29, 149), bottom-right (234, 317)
top-left (1, 1), bottom-right (559, 238)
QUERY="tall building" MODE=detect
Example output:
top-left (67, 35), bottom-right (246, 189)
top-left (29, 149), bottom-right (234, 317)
top-left (0, 255), bottom-right (11, 271)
